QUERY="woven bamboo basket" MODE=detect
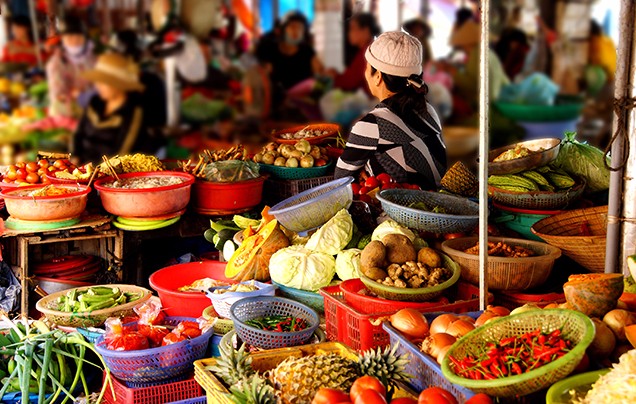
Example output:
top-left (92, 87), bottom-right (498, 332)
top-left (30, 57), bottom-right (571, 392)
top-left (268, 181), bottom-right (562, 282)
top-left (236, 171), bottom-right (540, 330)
top-left (531, 206), bottom-right (607, 273)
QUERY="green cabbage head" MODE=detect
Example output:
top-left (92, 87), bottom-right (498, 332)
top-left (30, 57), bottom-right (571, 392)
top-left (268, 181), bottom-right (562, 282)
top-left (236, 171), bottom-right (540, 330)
top-left (372, 219), bottom-right (416, 242)
top-left (269, 245), bottom-right (336, 291)
top-left (335, 249), bottom-right (361, 281)
top-left (305, 209), bottom-right (353, 255)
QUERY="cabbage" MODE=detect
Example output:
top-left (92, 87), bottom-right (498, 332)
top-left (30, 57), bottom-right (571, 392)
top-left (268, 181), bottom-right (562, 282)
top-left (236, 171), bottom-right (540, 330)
top-left (269, 245), bottom-right (336, 291)
top-left (305, 209), bottom-right (353, 255)
top-left (372, 220), bottom-right (416, 242)
top-left (335, 249), bottom-right (361, 281)
top-left (553, 131), bottom-right (610, 192)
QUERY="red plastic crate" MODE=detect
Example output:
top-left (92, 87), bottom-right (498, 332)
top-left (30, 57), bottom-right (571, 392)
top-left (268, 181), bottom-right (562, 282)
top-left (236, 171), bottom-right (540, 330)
top-left (103, 372), bottom-right (203, 404)
top-left (319, 281), bottom-right (490, 352)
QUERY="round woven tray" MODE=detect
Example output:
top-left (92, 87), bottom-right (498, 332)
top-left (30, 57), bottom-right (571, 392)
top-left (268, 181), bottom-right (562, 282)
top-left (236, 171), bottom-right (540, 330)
top-left (488, 177), bottom-right (586, 210)
top-left (441, 237), bottom-right (561, 291)
top-left (376, 189), bottom-right (479, 233)
top-left (258, 161), bottom-right (333, 180)
top-left (36, 284), bottom-right (152, 328)
top-left (441, 309), bottom-right (595, 398)
top-left (531, 205), bottom-right (607, 273)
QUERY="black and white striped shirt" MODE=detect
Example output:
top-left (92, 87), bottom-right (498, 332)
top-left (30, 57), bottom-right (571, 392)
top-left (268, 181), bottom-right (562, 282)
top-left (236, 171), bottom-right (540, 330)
top-left (334, 100), bottom-right (447, 189)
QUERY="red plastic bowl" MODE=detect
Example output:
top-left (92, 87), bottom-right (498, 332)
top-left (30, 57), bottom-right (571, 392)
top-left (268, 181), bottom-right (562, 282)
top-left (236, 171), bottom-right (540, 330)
top-left (1, 184), bottom-right (90, 221)
top-left (191, 176), bottom-right (265, 214)
top-left (93, 171), bottom-right (195, 218)
top-left (148, 261), bottom-right (236, 317)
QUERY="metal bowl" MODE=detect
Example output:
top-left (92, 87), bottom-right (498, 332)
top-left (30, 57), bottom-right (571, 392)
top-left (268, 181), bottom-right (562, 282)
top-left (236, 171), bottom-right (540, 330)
top-left (487, 138), bottom-right (561, 175)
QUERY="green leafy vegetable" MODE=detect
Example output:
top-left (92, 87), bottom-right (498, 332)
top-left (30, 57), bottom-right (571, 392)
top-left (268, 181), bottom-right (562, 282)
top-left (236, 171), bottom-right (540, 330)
top-left (305, 209), bottom-right (353, 255)
top-left (553, 131), bottom-right (610, 192)
top-left (335, 249), bottom-right (362, 281)
top-left (269, 245), bottom-right (336, 291)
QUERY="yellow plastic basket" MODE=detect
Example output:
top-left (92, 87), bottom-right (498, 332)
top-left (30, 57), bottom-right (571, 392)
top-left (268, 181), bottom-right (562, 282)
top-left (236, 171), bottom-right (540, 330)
top-left (194, 342), bottom-right (417, 403)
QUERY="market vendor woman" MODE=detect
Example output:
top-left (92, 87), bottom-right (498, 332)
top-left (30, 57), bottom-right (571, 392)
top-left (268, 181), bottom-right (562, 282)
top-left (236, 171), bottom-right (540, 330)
top-left (334, 32), bottom-right (447, 189)
top-left (73, 53), bottom-right (153, 163)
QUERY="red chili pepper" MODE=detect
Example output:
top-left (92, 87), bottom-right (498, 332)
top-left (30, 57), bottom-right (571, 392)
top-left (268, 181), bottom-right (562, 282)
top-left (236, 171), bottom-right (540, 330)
top-left (511, 362), bottom-right (522, 375)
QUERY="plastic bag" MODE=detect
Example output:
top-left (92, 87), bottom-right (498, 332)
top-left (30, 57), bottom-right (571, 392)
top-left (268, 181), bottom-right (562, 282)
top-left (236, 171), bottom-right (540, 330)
top-left (180, 93), bottom-right (231, 123)
top-left (104, 317), bottom-right (150, 351)
top-left (135, 300), bottom-right (166, 326)
top-left (201, 160), bottom-right (260, 182)
top-left (0, 261), bottom-right (20, 313)
top-left (498, 73), bottom-right (559, 105)
top-left (553, 131), bottom-right (610, 192)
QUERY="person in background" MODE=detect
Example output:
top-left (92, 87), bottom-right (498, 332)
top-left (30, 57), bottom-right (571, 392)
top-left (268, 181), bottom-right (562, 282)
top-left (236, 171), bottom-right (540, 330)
top-left (2, 15), bottom-right (42, 66)
top-left (589, 20), bottom-right (616, 82)
top-left (73, 53), bottom-right (152, 163)
top-left (495, 27), bottom-right (530, 81)
top-left (46, 14), bottom-right (96, 118)
top-left (334, 32), bottom-right (447, 189)
top-left (403, 18), bottom-right (433, 67)
top-left (326, 13), bottom-right (381, 94)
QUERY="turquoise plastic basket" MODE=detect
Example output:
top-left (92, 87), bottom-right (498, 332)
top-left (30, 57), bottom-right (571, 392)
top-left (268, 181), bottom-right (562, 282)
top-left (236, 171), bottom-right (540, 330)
top-left (272, 281), bottom-right (325, 313)
top-left (494, 102), bottom-right (584, 122)
top-left (258, 161), bottom-right (333, 180)
top-left (376, 189), bottom-right (480, 233)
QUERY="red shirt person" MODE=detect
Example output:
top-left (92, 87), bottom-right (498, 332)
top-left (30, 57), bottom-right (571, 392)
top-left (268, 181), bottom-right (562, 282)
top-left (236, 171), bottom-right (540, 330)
top-left (2, 15), bottom-right (43, 66)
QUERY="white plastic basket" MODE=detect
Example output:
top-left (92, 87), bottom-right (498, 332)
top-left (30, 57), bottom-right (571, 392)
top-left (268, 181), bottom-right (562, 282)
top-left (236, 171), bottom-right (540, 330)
top-left (206, 281), bottom-right (276, 319)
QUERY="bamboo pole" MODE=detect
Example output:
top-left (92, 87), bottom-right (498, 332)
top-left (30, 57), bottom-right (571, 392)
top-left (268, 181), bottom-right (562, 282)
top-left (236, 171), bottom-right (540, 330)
top-left (478, 0), bottom-right (490, 310)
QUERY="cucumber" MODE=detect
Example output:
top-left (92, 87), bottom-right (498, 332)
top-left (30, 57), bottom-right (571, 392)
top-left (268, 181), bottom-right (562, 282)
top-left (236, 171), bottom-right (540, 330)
top-left (204, 228), bottom-right (217, 243)
top-left (222, 240), bottom-right (238, 261)
top-left (211, 219), bottom-right (240, 233)
top-left (215, 228), bottom-right (237, 250)
top-left (233, 215), bottom-right (261, 229)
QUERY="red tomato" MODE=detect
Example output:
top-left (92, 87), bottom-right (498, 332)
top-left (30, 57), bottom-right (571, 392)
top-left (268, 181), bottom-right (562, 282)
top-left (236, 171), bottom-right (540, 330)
top-left (381, 182), bottom-right (398, 190)
top-left (358, 194), bottom-right (372, 204)
top-left (358, 186), bottom-right (371, 195)
top-left (5, 171), bottom-right (17, 181)
top-left (26, 162), bottom-right (38, 172)
top-left (443, 232), bottom-right (465, 241)
top-left (464, 394), bottom-right (493, 404)
top-left (354, 389), bottom-right (387, 404)
top-left (53, 159), bottom-right (66, 169)
top-left (315, 158), bottom-right (328, 167)
top-left (376, 173), bottom-right (392, 184)
top-left (418, 388), bottom-right (458, 404)
top-left (350, 376), bottom-right (386, 403)
top-left (351, 183), bottom-right (361, 195)
top-left (15, 162), bottom-right (25, 169)
top-left (390, 398), bottom-right (417, 404)
top-left (15, 168), bottom-right (27, 180)
top-left (312, 388), bottom-right (351, 404)
top-left (26, 172), bottom-right (39, 184)
top-left (38, 159), bottom-right (49, 168)
top-left (365, 176), bottom-right (380, 189)
top-left (8, 165), bottom-right (16, 173)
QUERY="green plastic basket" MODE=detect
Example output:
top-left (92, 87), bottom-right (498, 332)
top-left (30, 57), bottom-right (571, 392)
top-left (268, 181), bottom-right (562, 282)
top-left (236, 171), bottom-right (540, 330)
top-left (441, 309), bottom-right (595, 398)
top-left (494, 102), bottom-right (584, 122)
top-left (258, 161), bottom-right (333, 180)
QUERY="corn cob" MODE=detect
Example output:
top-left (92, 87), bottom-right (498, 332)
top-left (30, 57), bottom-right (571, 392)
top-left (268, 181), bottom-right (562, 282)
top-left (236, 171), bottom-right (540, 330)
top-left (546, 172), bottom-right (576, 189)
top-left (488, 174), bottom-right (539, 191)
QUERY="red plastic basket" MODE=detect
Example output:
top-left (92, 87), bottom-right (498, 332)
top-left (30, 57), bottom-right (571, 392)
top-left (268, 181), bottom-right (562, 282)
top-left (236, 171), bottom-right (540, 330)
top-left (494, 290), bottom-right (565, 310)
top-left (103, 373), bottom-right (203, 404)
top-left (319, 282), bottom-right (490, 352)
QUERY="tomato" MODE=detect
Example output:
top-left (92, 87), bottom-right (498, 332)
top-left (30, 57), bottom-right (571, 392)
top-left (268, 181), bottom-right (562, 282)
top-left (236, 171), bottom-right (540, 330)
top-left (15, 168), bottom-right (27, 180)
top-left (38, 159), bottom-right (49, 168)
top-left (137, 324), bottom-right (170, 348)
top-left (418, 387), bottom-right (458, 404)
top-left (15, 162), bottom-right (25, 169)
top-left (5, 171), bottom-right (17, 181)
top-left (106, 332), bottom-right (150, 351)
top-left (26, 172), bottom-right (39, 184)
top-left (390, 398), bottom-right (417, 404)
top-left (464, 394), bottom-right (493, 404)
top-left (365, 176), bottom-right (380, 189)
top-left (351, 183), bottom-right (361, 195)
top-left (358, 186), bottom-right (371, 195)
top-left (8, 165), bottom-right (16, 173)
top-left (53, 159), bottom-right (66, 169)
top-left (312, 388), bottom-right (351, 404)
top-left (376, 173), bottom-right (393, 185)
top-left (354, 389), bottom-right (387, 404)
top-left (443, 232), bottom-right (465, 241)
top-left (350, 376), bottom-right (386, 403)
top-left (26, 162), bottom-right (38, 172)
top-left (162, 332), bottom-right (186, 346)
top-left (381, 182), bottom-right (398, 190)
top-left (315, 159), bottom-right (328, 167)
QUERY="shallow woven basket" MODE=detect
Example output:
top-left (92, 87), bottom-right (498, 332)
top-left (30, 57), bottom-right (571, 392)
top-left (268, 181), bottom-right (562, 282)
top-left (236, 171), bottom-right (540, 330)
top-left (358, 253), bottom-right (461, 302)
top-left (488, 178), bottom-right (586, 210)
top-left (376, 189), bottom-right (479, 233)
top-left (441, 237), bottom-right (561, 291)
top-left (531, 206), bottom-right (607, 273)
top-left (36, 284), bottom-right (152, 328)
top-left (441, 309), bottom-right (595, 398)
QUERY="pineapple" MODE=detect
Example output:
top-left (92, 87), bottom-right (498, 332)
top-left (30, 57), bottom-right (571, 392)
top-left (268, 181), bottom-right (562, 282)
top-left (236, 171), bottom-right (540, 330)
top-left (440, 161), bottom-right (478, 197)
top-left (358, 344), bottom-right (411, 390)
top-left (230, 375), bottom-right (279, 404)
top-left (269, 353), bottom-right (359, 403)
top-left (209, 343), bottom-right (255, 385)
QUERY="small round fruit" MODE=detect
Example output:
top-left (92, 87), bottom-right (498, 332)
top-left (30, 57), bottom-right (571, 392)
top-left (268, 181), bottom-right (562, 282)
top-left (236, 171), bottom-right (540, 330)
top-left (350, 376), bottom-right (386, 403)
top-left (38, 159), bottom-right (49, 168)
top-left (53, 159), bottom-right (66, 169)
top-left (391, 399), bottom-right (417, 404)
top-left (274, 157), bottom-right (286, 167)
top-left (418, 387), bottom-right (458, 404)
top-left (286, 157), bottom-right (299, 168)
top-left (15, 162), bottom-right (25, 169)
top-left (26, 172), bottom-right (39, 184)
top-left (5, 171), bottom-right (17, 181)
top-left (354, 390), bottom-right (386, 404)
top-left (15, 168), bottom-right (27, 180)
top-left (464, 394), bottom-right (494, 404)
top-left (312, 388), bottom-right (351, 404)
top-left (26, 162), bottom-right (38, 172)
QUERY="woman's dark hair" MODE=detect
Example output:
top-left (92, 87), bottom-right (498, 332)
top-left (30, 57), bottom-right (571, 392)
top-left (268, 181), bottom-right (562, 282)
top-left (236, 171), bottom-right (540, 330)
top-left (454, 8), bottom-right (475, 29)
top-left (350, 13), bottom-right (381, 37)
top-left (115, 30), bottom-right (142, 62)
top-left (590, 20), bottom-right (602, 36)
top-left (11, 15), bottom-right (31, 28)
top-left (370, 66), bottom-right (429, 121)
top-left (281, 11), bottom-right (310, 41)
top-left (403, 19), bottom-right (432, 38)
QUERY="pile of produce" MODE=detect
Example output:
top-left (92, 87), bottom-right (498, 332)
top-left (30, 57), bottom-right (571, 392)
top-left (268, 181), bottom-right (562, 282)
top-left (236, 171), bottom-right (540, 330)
top-left (56, 286), bottom-right (142, 313)
top-left (2, 159), bottom-right (77, 185)
top-left (253, 140), bottom-right (329, 168)
top-left (488, 166), bottom-right (577, 192)
top-left (103, 175), bottom-right (188, 189)
top-left (553, 131), bottom-right (610, 193)
top-left (493, 144), bottom-right (541, 162)
top-left (102, 154), bottom-right (164, 174)
top-left (351, 173), bottom-right (421, 201)
top-left (0, 315), bottom-right (112, 403)
top-left (182, 145), bottom-right (260, 182)
top-left (244, 316), bottom-right (309, 333)
top-left (463, 241), bottom-right (536, 258)
top-left (277, 127), bottom-right (333, 140)
top-left (577, 349), bottom-right (636, 403)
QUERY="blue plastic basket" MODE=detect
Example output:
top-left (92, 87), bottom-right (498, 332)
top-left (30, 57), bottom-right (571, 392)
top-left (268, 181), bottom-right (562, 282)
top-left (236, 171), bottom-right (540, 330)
top-left (230, 296), bottom-right (320, 349)
top-left (269, 176), bottom-right (354, 233)
top-left (167, 396), bottom-right (207, 404)
top-left (77, 327), bottom-right (105, 344)
top-left (272, 281), bottom-right (325, 313)
top-left (383, 311), bottom-right (481, 401)
top-left (376, 189), bottom-right (480, 233)
top-left (94, 317), bottom-right (213, 387)
top-left (258, 160), bottom-right (333, 180)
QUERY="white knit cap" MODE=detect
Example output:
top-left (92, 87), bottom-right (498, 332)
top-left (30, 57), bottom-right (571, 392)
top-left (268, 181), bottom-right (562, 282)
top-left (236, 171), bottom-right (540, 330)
top-left (365, 31), bottom-right (423, 77)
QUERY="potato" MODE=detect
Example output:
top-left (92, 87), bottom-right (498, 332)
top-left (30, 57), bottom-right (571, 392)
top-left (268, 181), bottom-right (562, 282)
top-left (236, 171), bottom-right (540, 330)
top-left (363, 267), bottom-right (389, 281)
top-left (382, 234), bottom-right (416, 264)
top-left (418, 247), bottom-right (442, 267)
top-left (361, 240), bottom-right (386, 269)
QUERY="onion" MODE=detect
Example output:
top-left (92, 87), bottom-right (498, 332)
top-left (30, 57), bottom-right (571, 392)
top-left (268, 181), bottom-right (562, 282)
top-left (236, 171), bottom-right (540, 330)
top-left (430, 314), bottom-right (458, 335)
top-left (484, 316), bottom-right (501, 325)
top-left (486, 305), bottom-right (511, 316)
top-left (543, 303), bottom-right (560, 309)
top-left (421, 333), bottom-right (456, 359)
top-left (510, 303), bottom-right (540, 315)
top-left (475, 311), bottom-right (499, 327)
top-left (603, 309), bottom-right (636, 341)
top-left (588, 318), bottom-right (616, 358)
top-left (389, 308), bottom-right (429, 339)
top-left (457, 315), bottom-right (475, 324)
top-left (446, 319), bottom-right (475, 338)
top-left (436, 344), bottom-right (453, 365)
